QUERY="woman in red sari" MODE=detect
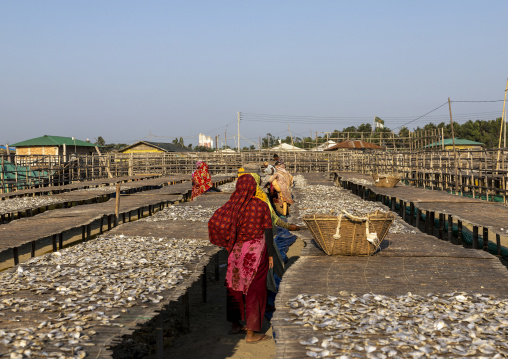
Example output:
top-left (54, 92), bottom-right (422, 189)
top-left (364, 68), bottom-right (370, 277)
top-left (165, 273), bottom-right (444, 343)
top-left (191, 161), bottom-right (212, 200)
top-left (208, 174), bottom-right (274, 343)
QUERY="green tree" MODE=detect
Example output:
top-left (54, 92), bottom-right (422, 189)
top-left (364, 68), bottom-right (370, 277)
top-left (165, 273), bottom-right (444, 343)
top-left (95, 136), bottom-right (106, 146)
top-left (357, 123), bottom-right (372, 133)
top-left (261, 133), bottom-right (278, 148)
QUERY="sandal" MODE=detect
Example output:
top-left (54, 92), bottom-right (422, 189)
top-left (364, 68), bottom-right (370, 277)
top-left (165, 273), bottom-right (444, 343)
top-left (246, 334), bottom-right (272, 344)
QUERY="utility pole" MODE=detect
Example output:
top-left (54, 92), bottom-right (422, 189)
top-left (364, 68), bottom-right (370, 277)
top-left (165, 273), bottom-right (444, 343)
top-left (448, 97), bottom-right (459, 194)
top-left (237, 112), bottom-right (241, 153)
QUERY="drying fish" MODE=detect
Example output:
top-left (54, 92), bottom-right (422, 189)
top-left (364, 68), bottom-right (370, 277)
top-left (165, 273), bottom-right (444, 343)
top-left (142, 204), bottom-right (220, 222)
top-left (285, 292), bottom-right (508, 358)
top-left (0, 197), bottom-right (65, 216)
top-left (0, 234), bottom-right (210, 356)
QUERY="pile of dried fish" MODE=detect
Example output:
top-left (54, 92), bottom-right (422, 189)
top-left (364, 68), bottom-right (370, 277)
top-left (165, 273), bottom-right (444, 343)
top-left (347, 178), bottom-right (374, 186)
top-left (141, 204), bottom-right (219, 222)
top-left (218, 180), bottom-right (237, 192)
top-left (0, 235), bottom-right (208, 357)
top-left (296, 184), bottom-right (385, 217)
top-left (286, 292), bottom-right (508, 358)
top-left (294, 184), bottom-right (414, 234)
top-left (0, 197), bottom-right (65, 215)
top-left (82, 185), bottom-right (129, 192)
top-left (293, 174), bottom-right (308, 188)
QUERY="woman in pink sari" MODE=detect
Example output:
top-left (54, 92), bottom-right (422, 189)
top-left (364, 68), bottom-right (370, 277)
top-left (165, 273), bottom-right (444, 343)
top-left (208, 174), bottom-right (274, 343)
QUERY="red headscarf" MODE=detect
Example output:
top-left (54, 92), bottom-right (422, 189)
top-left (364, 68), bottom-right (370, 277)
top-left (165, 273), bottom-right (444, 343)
top-left (191, 161), bottom-right (212, 200)
top-left (208, 174), bottom-right (272, 252)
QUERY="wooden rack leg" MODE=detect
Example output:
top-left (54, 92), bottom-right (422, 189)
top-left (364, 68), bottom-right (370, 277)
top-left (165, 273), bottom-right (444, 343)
top-left (13, 247), bottom-right (19, 265)
top-left (438, 213), bottom-right (444, 239)
top-left (202, 267), bottom-right (207, 303)
top-left (156, 313), bottom-right (164, 359)
top-left (457, 221), bottom-right (463, 245)
top-left (483, 227), bottom-right (489, 251)
top-left (52, 235), bottom-right (57, 252)
top-left (182, 292), bottom-right (190, 331)
top-left (31, 241), bottom-right (36, 257)
top-left (497, 234), bottom-right (501, 255)
top-left (447, 215), bottom-right (453, 243)
top-left (473, 226), bottom-right (479, 249)
top-left (409, 202), bottom-right (415, 226)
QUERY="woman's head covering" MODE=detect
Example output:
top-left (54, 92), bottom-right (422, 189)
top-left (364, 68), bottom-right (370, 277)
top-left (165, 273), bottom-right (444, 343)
top-left (239, 172), bottom-right (279, 226)
top-left (208, 174), bottom-right (271, 252)
top-left (191, 161), bottom-right (212, 199)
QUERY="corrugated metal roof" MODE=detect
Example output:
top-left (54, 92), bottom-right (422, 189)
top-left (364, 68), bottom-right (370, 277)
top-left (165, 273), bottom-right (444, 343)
top-left (425, 138), bottom-right (484, 147)
top-left (11, 135), bottom-right (97, 147)
top-left (120, 141), bottom-right (192, 153)
top-left (324, 140), bottom-right (385, 151)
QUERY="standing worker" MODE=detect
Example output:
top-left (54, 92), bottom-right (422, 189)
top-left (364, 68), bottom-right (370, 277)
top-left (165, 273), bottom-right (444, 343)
top-left (208, 174), bottom-right (274, 344)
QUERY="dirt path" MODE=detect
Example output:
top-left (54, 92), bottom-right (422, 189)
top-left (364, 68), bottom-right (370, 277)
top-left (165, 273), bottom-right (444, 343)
top-left (149, 236), bottom-right (305, 359)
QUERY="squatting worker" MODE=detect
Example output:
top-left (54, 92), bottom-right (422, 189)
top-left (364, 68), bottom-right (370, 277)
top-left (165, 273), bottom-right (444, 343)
top-left (263, 161), bottom-right (275, 176)
top-left (191, 161), bottom-right (220, 200)
top-left (208, 174), bottom-right (274, 344)
top-left (264, 162), bottom-right (294, 216)
top-left (273, 153), bottom-right (284, 166)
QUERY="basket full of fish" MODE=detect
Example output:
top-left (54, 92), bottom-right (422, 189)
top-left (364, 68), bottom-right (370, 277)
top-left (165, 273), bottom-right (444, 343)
top-left (372, 173), bottom-right (400, 188)
top-left (303, 210), bottom-right (395, 256)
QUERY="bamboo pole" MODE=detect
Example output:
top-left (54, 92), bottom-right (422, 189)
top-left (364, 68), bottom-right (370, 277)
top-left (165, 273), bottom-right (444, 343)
top-left (114, 182), bottom-right (121, 226)
top-left (496, 78), bottom-right (508, 171)
top-left (448, 97), bottom-right (459, 194)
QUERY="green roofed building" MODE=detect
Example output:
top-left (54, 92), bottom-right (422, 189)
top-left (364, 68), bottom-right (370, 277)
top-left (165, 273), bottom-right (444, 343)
top-left (11, 135), bottom-right (98, 157)
top-left (425, 138), bottom-right (484, 150)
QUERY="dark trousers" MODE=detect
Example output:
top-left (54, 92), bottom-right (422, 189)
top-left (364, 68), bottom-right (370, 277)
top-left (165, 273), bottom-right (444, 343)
top-left (226, 248), bottom-right (268, 332)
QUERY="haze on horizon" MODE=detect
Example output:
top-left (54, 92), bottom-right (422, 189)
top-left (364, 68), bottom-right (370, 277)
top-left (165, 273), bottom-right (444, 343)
top-left (1, 1), bottom-right (507, 148)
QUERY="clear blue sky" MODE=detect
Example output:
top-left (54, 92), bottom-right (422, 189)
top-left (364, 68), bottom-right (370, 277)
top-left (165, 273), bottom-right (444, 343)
top-left (1, 1), bottom-right (507, 148)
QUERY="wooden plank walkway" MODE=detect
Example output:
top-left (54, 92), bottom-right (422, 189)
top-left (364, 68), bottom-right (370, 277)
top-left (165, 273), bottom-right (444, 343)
top-left (272, 173), bottom-right (508, 358)
top-left (0, 175), bottom-right (190, 224)
top-left (0, 174), bottom-right (161, 199)
top-left (0, 175), bottom-right (234, 268)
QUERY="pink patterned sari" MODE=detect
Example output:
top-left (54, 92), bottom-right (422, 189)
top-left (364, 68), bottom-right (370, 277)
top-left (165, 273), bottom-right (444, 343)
top-left (225, 236), bottom-right (266, 294)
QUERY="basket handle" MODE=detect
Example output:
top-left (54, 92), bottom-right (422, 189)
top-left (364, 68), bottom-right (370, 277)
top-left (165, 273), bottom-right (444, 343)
top-left (341, 209), bottom-right (368, 222)
top-left (332, 214), bottom-right (343, 240)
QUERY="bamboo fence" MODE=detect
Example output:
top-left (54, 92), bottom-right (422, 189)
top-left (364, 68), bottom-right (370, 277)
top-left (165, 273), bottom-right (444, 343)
top-left (1, 149), bottom-right (507, 204)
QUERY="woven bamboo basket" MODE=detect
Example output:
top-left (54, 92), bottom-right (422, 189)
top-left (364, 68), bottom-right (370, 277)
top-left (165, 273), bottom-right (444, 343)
top-left (372, 174), bottom-right (400, 188)
top-left (303, 210), bottom-right (395, 256)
